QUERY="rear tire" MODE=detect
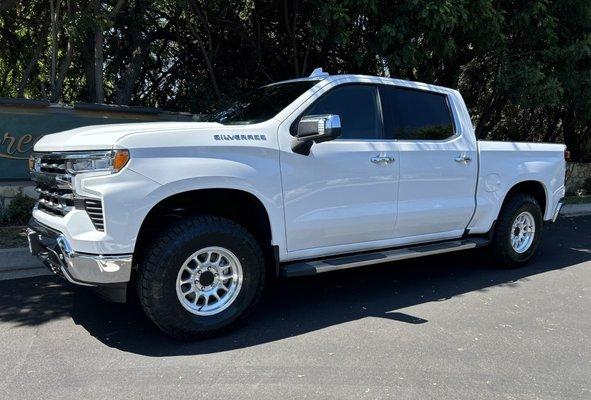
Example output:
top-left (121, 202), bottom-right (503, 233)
top-left (137, 215), bottom-right (265, 340)
top-left (491, 194), bottom-right (543, 268)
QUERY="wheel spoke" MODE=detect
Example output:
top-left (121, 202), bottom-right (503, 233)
top-left (176, 246), bottom-right (244, 315)
top-left (510, 211), bottom-right (537, 253)
top-left (221, 273), bottom-right (236, 281)
top-left (180, 277), bottom-right (193, 285)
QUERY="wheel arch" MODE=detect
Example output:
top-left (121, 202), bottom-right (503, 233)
top-left (500, 180), bottom-right (547, 218)
top-left (134, 187), bottom-right (279, 277)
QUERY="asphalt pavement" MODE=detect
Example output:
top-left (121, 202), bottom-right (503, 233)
top-left (0, 216), bottom-right (590, 399)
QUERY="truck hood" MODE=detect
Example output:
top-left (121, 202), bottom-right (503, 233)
top-left (34, 121), bottom-right (223, 152)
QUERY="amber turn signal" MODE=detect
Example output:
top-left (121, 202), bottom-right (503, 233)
top-left (113, 149), bottom-right (130, 172)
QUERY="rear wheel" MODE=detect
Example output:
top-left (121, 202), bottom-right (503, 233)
top-left (491, 194), bottom-right (543, 268)
top-left (137, 215), bottom-right (265, 340)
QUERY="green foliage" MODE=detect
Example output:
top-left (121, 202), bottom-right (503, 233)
top-left (0, 0), bottom-right (590, 161)
top-left (0, 195), bottom-right (36, 226)
top-left (583, 178), bottom-right (591, 194)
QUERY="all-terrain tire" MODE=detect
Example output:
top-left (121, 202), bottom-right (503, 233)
top-left (491, 193), bottom-right (543, 268)
top-left (137, 214), bottom-right (265, 340)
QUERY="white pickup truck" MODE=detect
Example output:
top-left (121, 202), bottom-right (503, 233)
top-left (27, 69), bottom-right (566, 339)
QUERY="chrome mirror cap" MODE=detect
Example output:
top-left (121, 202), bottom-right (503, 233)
top-left (292, 114), bottom-right (342, 155)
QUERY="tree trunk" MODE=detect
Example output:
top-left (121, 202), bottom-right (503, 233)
top-left (82, 29), bottom-right (97, 102)
top-left (49, 0), bottom-right (58, 90)
top-left (114, 42), bottom-right (148, 105)
top-left (93, 27), bottom-right (104, 103)
top-left (51, 38), bottom-right (73, 102)
top-left (187, 20), bottom-right (221, 102)
top-left (17, 42), bottom-right (44, 97)
top-left (562, 104), bottom-right (581, 162)
top-left (474, 93), bottom-right (508, 139)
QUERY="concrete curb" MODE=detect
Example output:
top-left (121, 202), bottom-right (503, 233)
top-left (0, 247), bottom-right (43, 270)
top-left (560, 203), bottom-right (591, 217)
top-left (0, 247), bottom-right (50, 281)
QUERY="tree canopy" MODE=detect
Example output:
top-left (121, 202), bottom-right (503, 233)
top-left (0, 0), bottom-right (590, 161)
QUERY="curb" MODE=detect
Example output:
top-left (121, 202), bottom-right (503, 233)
top-left (0, 247), bottom-right (43, 271)
top-left (560, 203), bottom-right (591, 217)
top-left (0, 247), bottom-right (50, 281)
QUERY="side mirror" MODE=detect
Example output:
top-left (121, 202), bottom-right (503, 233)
top-left (291, 114), bottom-right (341, 155)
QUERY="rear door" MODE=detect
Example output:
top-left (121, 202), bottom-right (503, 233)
top-left (378, 85), bottom-right (477, 238)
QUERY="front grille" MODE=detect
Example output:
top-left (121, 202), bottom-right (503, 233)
top-left (31, 153), bottom-right (104, 231)
top-left (32, 154), bottom-right (74, 217)
top-left (84, 199), bottom-right (104, 231)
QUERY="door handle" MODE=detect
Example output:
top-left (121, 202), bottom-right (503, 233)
top-left (371, 155), bottom-right (395, 165)
top-left (454, 154), bottom-right (472, 164)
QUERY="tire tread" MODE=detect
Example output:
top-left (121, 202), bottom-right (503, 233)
top-left (491, 193), bottom-right (542, 268)
top-left (137, 214), bottom-right (265, 340)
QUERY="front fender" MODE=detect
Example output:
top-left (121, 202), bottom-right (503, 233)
top-left (126, 146), bottom-right (284, 252)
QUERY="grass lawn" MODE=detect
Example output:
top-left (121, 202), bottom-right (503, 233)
top-left (0, 226), bottom-right (28, 249)
top-left (564, 195), bottom-right (591, 205)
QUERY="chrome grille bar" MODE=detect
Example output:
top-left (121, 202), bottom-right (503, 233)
top-left (32, 152), bottom-right (105, 231)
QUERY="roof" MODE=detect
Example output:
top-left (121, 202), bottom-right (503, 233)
top-left (269, 72), bottom-right (457, 95)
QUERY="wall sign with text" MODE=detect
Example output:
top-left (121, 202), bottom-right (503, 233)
top-left (0, 105), bottom-right (178, 181)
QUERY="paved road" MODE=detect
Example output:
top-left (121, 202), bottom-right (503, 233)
top-left (0, 217), bottom-right (590, 400)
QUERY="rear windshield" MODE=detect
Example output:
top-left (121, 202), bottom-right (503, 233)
top-left (206, 81), bottom-right (319, 125)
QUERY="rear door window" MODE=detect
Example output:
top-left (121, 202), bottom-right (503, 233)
top-left (379, 86), bottom-right (455, 140)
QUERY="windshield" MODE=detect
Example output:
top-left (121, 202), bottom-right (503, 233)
top-left (205, 81), bottom-right (319, 125)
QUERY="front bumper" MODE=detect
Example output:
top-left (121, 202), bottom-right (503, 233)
top-left (27, 218), bottom-right (132, 286)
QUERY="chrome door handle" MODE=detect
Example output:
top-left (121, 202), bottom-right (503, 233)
top-left (371, 155), bottom-right (395, 165)
top-left (454, 154), bottom-right (472, 163)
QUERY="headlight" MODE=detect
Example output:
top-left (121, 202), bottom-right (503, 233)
top-left (65, 150), bottom-right (130, 174)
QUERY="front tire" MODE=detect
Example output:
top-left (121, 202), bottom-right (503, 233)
top-left (137, 215), bottom-right (265, 340)
top-left (491, 194), bottom-right (543, 268)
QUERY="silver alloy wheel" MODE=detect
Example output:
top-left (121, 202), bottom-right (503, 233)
top-left (510, 211), bottom-right (536, 254)
top-left (176, 246), bottom-right (243, 316)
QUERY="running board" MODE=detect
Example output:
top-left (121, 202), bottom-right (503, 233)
top-left (280, 238), bottom-right (489, 278)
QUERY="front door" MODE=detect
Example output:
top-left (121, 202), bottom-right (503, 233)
top-left (279, 84), bottom-right (399, 255)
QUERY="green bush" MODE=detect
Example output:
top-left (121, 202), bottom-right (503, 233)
top-left (0, 194), bottom-right (36, 226)
top-left (583, 178), bottom-right (591, 195)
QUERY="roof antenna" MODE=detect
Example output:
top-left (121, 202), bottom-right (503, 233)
top-left (309, 67), bottom-right (329, 79)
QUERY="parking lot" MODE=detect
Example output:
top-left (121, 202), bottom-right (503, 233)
top-left (0, 216), bottom-right (589, 399)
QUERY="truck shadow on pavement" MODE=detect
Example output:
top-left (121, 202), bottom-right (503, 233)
top-left (0, 217), bottom-right (589, 356)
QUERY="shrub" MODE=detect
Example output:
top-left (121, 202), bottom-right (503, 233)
top-left (583, 177), bottom-right (591, 195)
top-left (0, 194), bottom-right (36, 226)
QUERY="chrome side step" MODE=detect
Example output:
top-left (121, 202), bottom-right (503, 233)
top-left (280, 238), bottom-right (489, 278)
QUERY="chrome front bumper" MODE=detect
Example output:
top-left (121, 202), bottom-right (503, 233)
top-left (27, 218), bottom-right (132, 286)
